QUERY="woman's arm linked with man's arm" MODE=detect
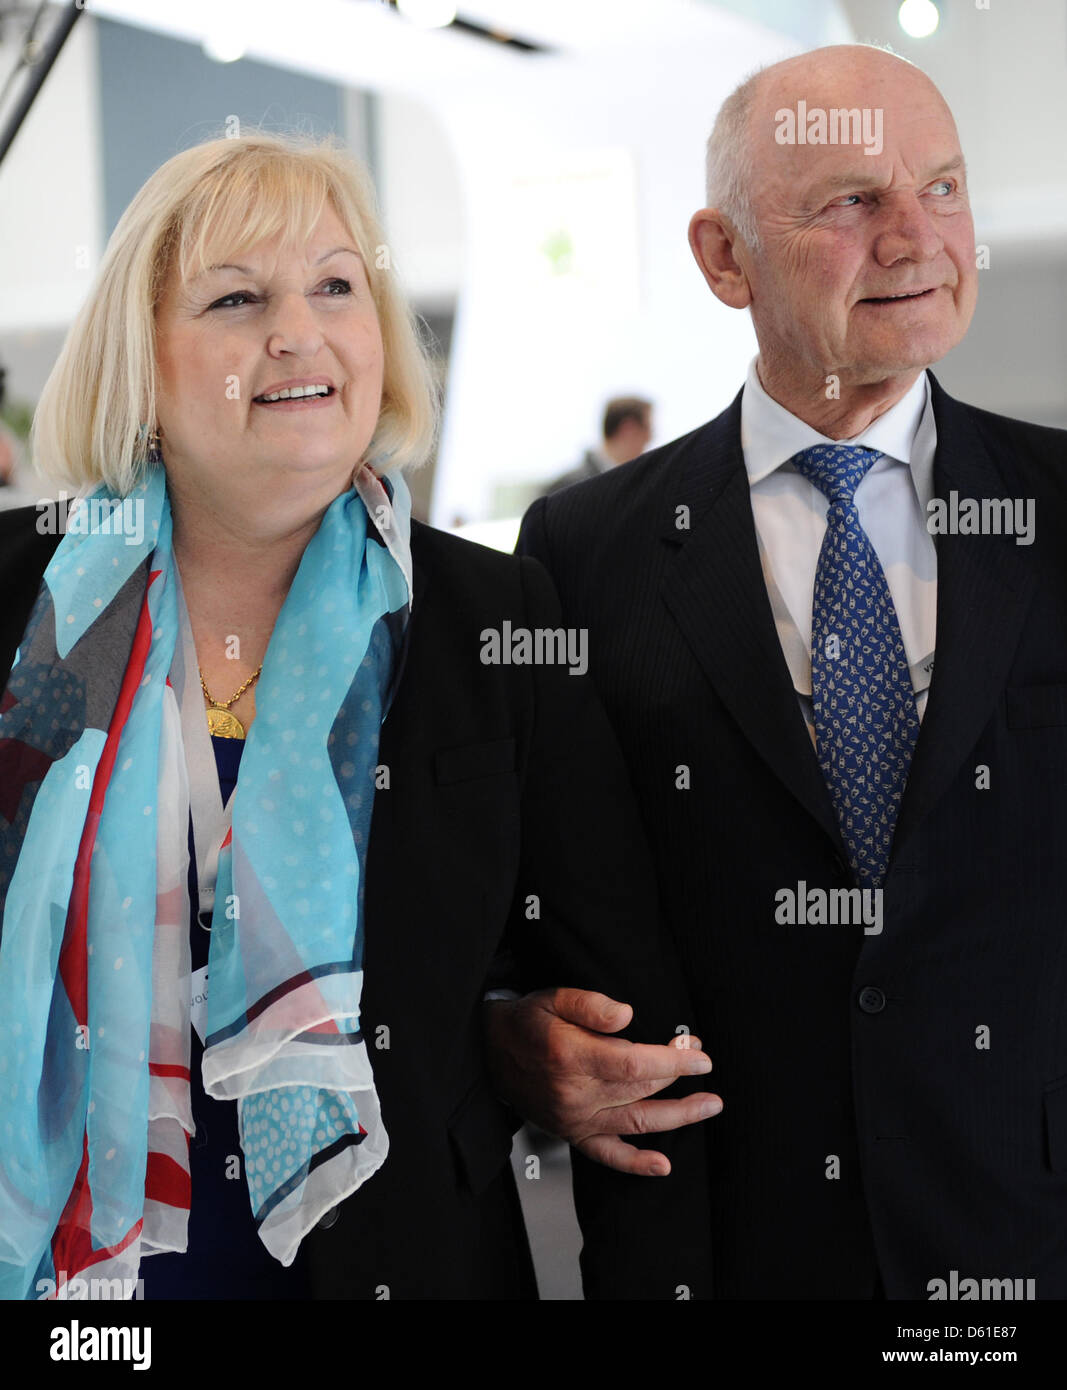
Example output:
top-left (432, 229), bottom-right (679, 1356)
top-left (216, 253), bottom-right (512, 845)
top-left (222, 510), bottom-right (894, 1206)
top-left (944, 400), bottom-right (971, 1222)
top-left (483, 553), bottom-right (720, 1300)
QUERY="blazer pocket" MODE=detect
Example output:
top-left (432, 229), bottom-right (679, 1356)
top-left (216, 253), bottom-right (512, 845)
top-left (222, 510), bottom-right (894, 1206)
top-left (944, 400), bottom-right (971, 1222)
top-left (1006, 685), bottom-right (1067, 730)
top-left (447, 1078), bottom-right (517, 1196)
top-left (435, 737), bottom-right (516, 786)
top-left (1044, 1075), bottom-right (1067, 1172)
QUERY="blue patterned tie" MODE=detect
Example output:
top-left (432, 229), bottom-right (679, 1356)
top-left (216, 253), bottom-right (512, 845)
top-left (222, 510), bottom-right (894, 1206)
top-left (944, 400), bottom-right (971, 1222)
top-left (790, 444), bottom-right (920, 888)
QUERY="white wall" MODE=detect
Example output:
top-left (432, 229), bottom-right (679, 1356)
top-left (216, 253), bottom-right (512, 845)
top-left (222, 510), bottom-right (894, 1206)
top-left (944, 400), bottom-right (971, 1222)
top-left (0, 17), bottom-right (103, 333)
top-left (376, 91), bottom-right (464, 315)
top-left (418, 17), bottom-right (809, 524)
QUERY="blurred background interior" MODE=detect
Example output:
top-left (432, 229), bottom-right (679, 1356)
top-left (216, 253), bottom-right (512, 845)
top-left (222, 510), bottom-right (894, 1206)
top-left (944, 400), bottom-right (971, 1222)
top-left (1, 0), bottom-right (1064, 1295)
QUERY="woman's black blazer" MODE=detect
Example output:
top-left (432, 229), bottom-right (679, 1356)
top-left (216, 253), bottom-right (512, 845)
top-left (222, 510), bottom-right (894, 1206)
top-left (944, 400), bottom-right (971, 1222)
top-left (0, 504), bottom-right (712, 1300)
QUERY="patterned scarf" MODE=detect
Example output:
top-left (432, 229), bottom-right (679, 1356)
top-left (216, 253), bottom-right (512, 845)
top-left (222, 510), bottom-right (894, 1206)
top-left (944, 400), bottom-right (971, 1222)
top-left (0, 462), bottom-right (411, 1300)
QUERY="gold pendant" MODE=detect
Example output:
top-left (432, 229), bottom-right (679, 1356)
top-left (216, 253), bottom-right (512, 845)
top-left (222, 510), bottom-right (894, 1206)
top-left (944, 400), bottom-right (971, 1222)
top-left (206, 705), bottom-right (245, 739)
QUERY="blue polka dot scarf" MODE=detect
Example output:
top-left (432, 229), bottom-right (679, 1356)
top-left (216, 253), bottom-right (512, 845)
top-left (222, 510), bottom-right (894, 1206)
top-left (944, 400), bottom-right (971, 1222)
top-left (0, 462), bottom-right (411, 1299)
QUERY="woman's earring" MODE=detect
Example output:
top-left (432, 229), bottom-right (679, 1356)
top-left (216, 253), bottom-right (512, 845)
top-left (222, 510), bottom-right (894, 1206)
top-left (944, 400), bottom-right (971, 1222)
top-left (140, 423), bottom-right (164, 464)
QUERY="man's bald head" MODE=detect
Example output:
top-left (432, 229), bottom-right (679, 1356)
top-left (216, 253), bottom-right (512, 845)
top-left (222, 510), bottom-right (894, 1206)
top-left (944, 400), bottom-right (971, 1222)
top-left (693, 42), bottom-right (977, 425)
top-left (707, 47), bottom-right (948, 246)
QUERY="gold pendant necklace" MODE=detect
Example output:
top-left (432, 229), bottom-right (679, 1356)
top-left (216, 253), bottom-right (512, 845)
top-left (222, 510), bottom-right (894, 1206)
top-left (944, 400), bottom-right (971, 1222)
top-left (199, 665), bottom-right (262, 740)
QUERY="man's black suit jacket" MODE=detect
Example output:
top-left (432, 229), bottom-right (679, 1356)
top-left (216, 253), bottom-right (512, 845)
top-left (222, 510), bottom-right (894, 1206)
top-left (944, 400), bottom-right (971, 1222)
top-left (518, 371), bottom-right (1067, 1300)
top-left (0, 506), bottom-right (712, 1300)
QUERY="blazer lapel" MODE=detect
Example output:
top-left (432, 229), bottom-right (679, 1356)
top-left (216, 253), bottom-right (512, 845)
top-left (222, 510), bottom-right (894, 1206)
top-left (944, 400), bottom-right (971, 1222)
top-left (388, 522), bottom-right (430, 715)
top-left (659, 389), bottom-right (846, 857)
top-left (891, 373), bottom-right (1037, 858)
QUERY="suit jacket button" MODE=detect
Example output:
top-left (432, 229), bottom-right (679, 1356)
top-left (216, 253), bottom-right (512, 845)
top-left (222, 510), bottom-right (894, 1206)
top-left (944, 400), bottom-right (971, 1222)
top-left (317, 1207), bottom-right (341, 1230)
top-left (858, 986), bottom-right (886, 1014)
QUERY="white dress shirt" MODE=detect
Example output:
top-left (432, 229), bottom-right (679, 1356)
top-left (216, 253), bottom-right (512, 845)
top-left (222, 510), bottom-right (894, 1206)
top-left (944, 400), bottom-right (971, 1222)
top-left (739, 356), bottom-right (938, 741)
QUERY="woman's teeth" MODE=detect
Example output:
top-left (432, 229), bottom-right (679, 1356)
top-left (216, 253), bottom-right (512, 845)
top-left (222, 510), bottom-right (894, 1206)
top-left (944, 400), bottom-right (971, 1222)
top-left (256, 385), bottom-right (332, 402)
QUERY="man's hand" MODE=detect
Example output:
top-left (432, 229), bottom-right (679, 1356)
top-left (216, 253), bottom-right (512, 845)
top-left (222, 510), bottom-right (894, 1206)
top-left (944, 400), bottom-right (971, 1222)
top-left (484, 987), bottom-right (722, 1176)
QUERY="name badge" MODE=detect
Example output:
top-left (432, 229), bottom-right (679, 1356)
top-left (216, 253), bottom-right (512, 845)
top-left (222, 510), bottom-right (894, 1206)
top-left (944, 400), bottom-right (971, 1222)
top-left (190, 965), bottom-right (210, 1047)
top-left (912, 649), bottom-right (935, 693)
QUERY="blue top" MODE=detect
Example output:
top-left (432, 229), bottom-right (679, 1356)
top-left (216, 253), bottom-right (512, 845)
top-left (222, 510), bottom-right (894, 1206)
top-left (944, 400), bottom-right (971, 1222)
top-left (141, 736), bottom-right (314, 1300)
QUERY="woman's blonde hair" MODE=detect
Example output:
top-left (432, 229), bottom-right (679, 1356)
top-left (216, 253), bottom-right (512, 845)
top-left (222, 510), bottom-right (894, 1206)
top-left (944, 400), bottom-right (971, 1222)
top-left (31, 128), bottom-right (439, 495)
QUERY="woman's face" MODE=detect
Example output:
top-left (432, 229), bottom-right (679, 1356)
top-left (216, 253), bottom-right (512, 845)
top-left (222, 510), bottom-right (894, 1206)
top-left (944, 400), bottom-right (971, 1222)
top-left (153, 204), bottom-right (385, 509)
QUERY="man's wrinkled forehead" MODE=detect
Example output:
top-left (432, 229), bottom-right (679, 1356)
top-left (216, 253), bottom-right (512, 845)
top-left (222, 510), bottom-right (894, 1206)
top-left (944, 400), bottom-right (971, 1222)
top-left (753, 48), bottom-right (945, 116)
top-left (750, 64), bottom-right (962, 191)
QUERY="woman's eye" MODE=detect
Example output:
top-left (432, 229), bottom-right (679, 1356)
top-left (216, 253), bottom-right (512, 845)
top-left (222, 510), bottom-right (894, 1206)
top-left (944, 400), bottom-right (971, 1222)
top-left (210, 278), bottom-right (352, 310)
top-left (211, 291), bottom-right (255, 309)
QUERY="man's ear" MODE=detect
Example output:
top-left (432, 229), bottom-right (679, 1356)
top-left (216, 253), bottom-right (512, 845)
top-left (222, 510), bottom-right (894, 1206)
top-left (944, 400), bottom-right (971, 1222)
top-left (688, 209), bottom-right (753, 309)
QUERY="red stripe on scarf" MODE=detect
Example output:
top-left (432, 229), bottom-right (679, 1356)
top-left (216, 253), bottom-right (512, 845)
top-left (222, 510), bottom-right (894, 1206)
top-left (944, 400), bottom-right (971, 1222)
top-left (52, 570), bottom-right (160, 1276)
top-left (148, 1062), bottom-right (191, 1080)
top-left (58, 571), bottom-right (160, 1023)
top-left (51, 1134), bottom-right (144, 1286)
top-left (145, 1150), bottom-right (191, 1209)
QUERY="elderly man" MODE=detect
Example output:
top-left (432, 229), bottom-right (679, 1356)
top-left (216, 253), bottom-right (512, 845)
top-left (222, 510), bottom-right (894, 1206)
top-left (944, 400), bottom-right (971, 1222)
top-left (489, 43), bottom-right (1067, 1299)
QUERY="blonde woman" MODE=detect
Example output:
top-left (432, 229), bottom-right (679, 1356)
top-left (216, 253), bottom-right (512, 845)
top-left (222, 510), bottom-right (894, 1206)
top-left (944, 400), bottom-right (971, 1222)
top-left (0, 131), bottom-right (712, 1301)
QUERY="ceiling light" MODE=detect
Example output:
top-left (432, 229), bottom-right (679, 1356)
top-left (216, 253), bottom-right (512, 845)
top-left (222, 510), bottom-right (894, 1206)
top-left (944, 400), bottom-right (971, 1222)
top-left (898, 0), bottom-right (940, 38)
top-left (202, 22), bottom-right (246, 63)
top-left (398, 0), bottom-right (458, 28)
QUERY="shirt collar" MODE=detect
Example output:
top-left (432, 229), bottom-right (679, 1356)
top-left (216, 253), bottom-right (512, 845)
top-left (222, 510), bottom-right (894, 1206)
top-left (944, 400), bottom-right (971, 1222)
top-left (740, 355), bottom-right (935, 508)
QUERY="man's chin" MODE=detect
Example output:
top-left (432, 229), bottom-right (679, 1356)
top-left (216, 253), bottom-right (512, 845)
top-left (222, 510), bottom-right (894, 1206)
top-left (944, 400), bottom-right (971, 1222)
top-left (846, 298), bottom-right (973, 377)
top-left (844, 331), bottom-right (963, 381)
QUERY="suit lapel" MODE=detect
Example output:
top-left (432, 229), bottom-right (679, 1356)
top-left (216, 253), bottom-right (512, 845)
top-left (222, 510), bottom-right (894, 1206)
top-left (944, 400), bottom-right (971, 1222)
top-left (659, 390), bottom-right (846, 856)
top-left (891, 373), bottom-right (1037, 858)
top-left (408, 521), bottom-right (431, 613)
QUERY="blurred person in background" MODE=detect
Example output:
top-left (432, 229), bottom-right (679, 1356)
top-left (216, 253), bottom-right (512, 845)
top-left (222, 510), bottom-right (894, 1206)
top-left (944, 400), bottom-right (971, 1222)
top-left (0, 130), bottom-right (714, 1301)
top-left (542, 395), bottom-right (653, 495)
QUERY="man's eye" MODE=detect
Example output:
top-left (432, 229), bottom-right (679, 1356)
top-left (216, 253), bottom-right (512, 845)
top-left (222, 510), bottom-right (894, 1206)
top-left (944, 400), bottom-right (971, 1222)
top-left (928, 180), bottom-right (954, 196)
top-left (830, 194), bottom-right (863, 208)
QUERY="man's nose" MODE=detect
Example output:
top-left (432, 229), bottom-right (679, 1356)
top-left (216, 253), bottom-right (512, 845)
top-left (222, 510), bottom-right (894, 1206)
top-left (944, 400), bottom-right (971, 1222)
top-left (871, 195), bottom-right (944, 265)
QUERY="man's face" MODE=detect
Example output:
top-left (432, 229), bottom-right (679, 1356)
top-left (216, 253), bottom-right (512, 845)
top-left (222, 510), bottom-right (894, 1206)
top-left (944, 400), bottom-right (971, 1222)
top-left (609, 412), bottom-right (653, 464)
top-left (741, 57), bottom-right (978, 385)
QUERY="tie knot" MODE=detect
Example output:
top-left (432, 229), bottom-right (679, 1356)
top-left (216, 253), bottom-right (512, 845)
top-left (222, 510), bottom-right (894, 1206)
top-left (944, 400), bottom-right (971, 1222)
top-left (790, 443), bottom-right (879, 503)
